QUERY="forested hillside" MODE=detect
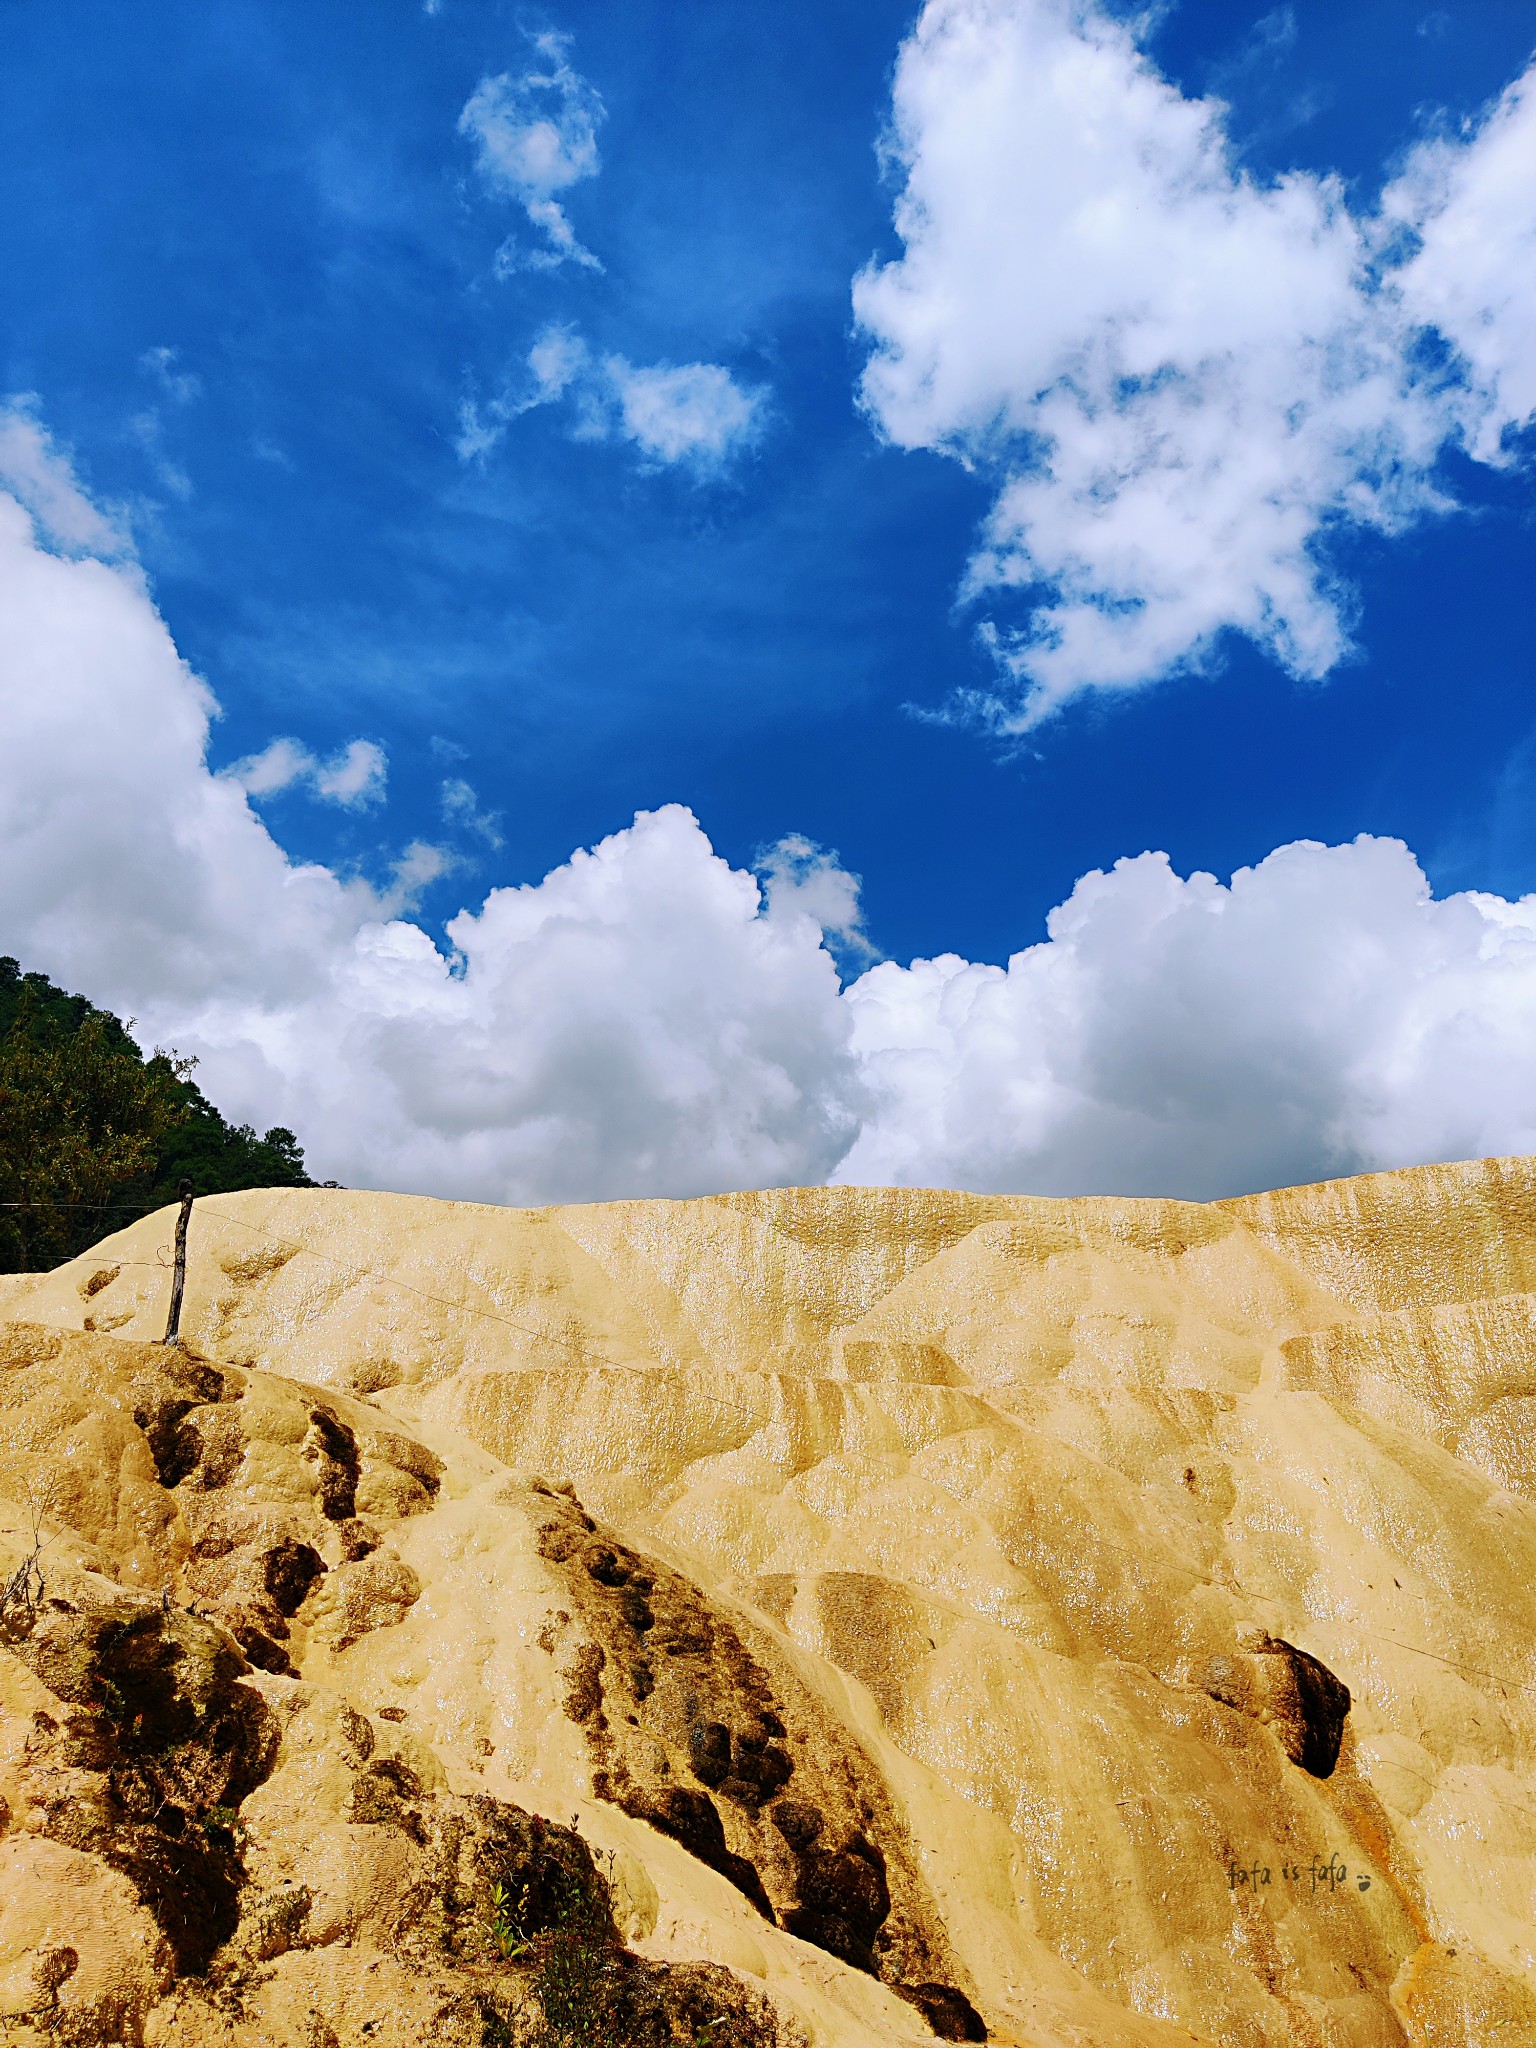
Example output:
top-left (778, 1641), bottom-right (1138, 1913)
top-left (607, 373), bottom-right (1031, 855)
top-left (0, 955), bottom-right (310, 1270)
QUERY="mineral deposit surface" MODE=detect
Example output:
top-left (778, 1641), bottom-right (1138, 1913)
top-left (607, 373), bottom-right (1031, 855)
top-left (2, 1159), bottom-right (1535, 2045)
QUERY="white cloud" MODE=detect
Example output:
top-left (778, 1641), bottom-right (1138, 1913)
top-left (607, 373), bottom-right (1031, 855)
top-left (604, 356), bottom-right (768, 471)
top-left (223, 736), bottom-right (313, 798)
top-left (225, 736), bottom-right (388, 810)
top-left (758, 834), bottom-right (878, 969)
top-left (527, 322), bottom-right (590, 401)
top-left (375, 838), bottom-right (459, 918)
top-left (455, 322), bottom-right (591, 461)
top-left (458, 323), bottom-right (767, 474)
top-left (9, 405), bottom-right (1536, 1206)
top-left (440, 776), bottom-right (504, 849)
top-left (0, 412), bottom-right (857, 1200)
top-left (854, 0), bottom-right (1534, 727)
top-left (838, 837), bottom-right (1536, 1198)
top-left (1385, 61), bottom-right (1536, 461)
top-left (138, 346), bottom-right (201, 406)
top-left (315, 739), bottom-right (389, 807)
top-left (0, 401), bottom-right (132, 559)
top-left (453, 400), bottom-right (504, 468)
top-left (459, 32), bottom-right (605, 272)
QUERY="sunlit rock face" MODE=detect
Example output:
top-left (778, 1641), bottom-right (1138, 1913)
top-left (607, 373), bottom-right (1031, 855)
top-left (3, 1160), bottom-right (1535, 2047)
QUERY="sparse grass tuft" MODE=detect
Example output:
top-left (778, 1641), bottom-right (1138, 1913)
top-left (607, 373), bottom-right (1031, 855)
top-left (474, 1841), bottom-right (776, 2048)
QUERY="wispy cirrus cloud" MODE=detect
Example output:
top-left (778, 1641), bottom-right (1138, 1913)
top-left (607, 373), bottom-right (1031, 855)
top-left (138, 345), bottom-right (202, 406)
top-left (225, 735), bottom-right (388, 810)
top-left (457, 323), bottom-right (768, 476)
top-left (458, 30), bottom-right (605, 272)
top-left (440, 775), bottom-right (504, 850)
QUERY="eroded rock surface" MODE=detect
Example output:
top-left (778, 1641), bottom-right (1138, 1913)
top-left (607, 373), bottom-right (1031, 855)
top-left (1, 1159), bottom-right (1535, 2045)
top-left (529, 1484), bottom-right (981, 2033)
top-left (0, 1329), bottom-right (784, 2047)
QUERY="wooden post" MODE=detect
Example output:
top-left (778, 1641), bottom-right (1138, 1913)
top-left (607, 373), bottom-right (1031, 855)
top-left (162, 1180), bottom-right (194, 1347)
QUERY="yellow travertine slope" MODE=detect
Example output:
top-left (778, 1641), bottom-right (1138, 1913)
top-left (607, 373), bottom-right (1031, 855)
top-left (1, 1159), bottom-right (1535, 2046)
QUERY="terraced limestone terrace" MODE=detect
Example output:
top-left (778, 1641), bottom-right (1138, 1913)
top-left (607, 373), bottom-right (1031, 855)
top-left (1, 1157), bottom-right (1535, 2045)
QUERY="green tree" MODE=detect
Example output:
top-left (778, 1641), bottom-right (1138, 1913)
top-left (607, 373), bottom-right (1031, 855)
top-left (0, 957), bottom-right (311, 1272)
top-left (0, 989), bottom-right (187, 1269)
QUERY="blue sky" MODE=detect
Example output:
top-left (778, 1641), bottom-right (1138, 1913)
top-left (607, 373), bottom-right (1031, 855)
top-left (2, 0), bottom-right (1535, 1200)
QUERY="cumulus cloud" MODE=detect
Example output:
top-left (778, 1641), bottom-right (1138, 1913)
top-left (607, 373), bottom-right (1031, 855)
top-left (0, 411), bottom-right (857, 1200)
top-left (8, 404), bottom-right (1536, 1205)
top-left (225, 736), bottom-right (388, 810)
top-left (854, 0), bottom-right (1536, 726)
top-left (838, 837), bottom-right (1536, 1197)
top-left (758, 835), bottom-right (878, 970)
top-left (459, 32), bottom-right (605, 272)
top-left (458, 323), bottom-right (767, 474)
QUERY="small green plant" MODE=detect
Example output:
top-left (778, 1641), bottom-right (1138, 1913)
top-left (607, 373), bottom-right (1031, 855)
top-left (487, 1877), bottom-right (535, 1963)
top-left (516, 1855), bottom-right (624, 2047)
top-left (478, 1837), bottom-right (771, 2048)
top-left (201, 1802), bottom-right (248, 1850)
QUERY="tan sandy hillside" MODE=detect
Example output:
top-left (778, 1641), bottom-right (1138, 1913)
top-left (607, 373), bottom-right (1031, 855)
top-left (1, 1159), bottom-right (1535, 2046)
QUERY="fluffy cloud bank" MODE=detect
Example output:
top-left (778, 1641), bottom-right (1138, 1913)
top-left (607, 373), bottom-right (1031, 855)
top-left (855, 0), bottom-right (1536, 724)
top-left (0, 412), bottom-right (853, 1200)
top-left (841, 839), bottom-right (1536, 1198)
top-left (6, 412), bottom-right (1536, 1203)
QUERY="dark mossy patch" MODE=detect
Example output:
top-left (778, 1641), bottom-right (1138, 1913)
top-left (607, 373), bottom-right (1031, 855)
top-left (305, 1406), bottom-right (360, 1521)
top-left (130, 1354), bottom-right (237, 1489)
top-left (1202, 1635), bottom-right (1353, 1780)
top-left (463, 1812), bottom-right (781, 2048)
top-left (896, 1982), bottom-right (990, 2041)
top-left (531, 1485), bottom-right (988, 2037)
top-left (262, 1539), bottom-right (326, 1617)
top-left (618, 1784), bottom-right (776, 1921)
top-left (781, 1835), bottom-right (890, 1974)
top-left (18, 1602), bottom-right (277, 1974)
top-left (166, 1407), bottom-right (249, 1492)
